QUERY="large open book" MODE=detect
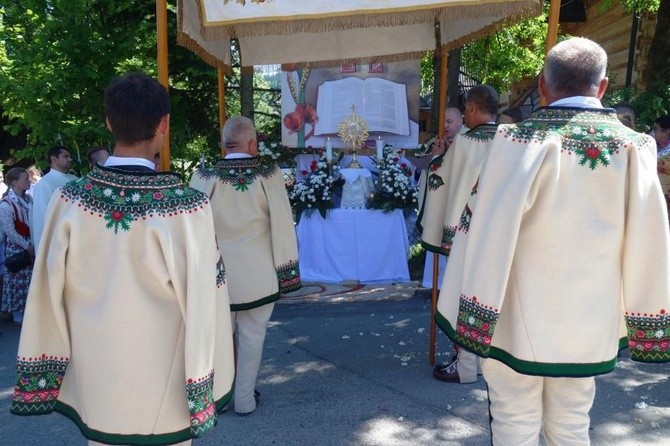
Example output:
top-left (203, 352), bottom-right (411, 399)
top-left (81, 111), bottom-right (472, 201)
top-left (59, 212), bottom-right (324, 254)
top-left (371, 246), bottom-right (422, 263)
top-left (314, 77), bottom-right (410, 136)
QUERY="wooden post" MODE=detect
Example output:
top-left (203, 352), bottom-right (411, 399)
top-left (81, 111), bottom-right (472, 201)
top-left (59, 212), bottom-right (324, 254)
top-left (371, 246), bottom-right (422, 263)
top-left (218, 66), bottom-right (227, 156)
top-left (156, 0), bottom-right (170, 171)
top-left (540, 0), bottom-right (561, 106)
top-left (429, 45), bottom-right (449, 367)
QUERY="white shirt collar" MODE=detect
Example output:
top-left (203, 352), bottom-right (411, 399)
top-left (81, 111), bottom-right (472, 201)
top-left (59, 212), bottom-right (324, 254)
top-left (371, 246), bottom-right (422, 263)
top-left (103, 156), bottom-right (156, 170)
top-left (550, 96), bottom-right (603, 109)
top-left (224, 153), bottom-right (253, 159)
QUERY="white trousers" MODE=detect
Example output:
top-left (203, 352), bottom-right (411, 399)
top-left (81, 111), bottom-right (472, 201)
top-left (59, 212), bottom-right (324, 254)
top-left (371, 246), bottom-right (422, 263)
top-left (456, 348), bottom-right (479, 383)
top-left (482, 358), bottom-right (596, 446)
top-left (231, 302), bottom-right (275, 413)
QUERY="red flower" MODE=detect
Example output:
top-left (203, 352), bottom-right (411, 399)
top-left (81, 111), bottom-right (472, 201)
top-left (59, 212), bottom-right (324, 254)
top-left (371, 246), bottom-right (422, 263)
top-left (588, 127), bottom-right (596, 134)
top-left (111, 211), bottom-right (124, 222)
top-left (283, 111), bottom-right (304, 134)
top-left (481, 322), bottom-right (490, 332)
top-left (584, 146), bottom-right (600, 159)
top-left (660, 341), bottom-right (669, 349)
top-left (457, 324), bottom-right (466, 334)
top-left (301, 170), bottom-right (308, 176)
top-left (400, 163), bottom-right (407, 168)
top-left (153, 192), bottom-right (163, 200)
top-left (430, 163), bottom-right (441, 171)
top-left (84, 183), bottom-right (93, 190)
top-left (636, 330), bottom-right (646, 339)
top-left (238, 178), bottom-right (246, 184)
top-left (310, 160), bottom-right (318, 171)
top-left (483, 336), bottom-right (491, 345)
top-left (644, 342), bottom-right (653, 350)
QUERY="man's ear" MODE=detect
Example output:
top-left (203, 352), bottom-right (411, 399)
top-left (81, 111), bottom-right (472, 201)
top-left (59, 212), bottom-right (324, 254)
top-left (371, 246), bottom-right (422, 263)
top-left (157, 114), bottom-right (170, 135)
top-left (105, 117), bottom-right (112, 131)
top-left (538, 73), bottom-right (548, 99)
top-left (596, 77), bottom-right (609, 99)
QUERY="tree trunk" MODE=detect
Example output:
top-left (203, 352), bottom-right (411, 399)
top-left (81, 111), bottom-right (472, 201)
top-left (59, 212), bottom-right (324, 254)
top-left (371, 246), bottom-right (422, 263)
top-left (240, 66), bottom-right (255, 120)
top-left (643, 2), bottom-right (670, 89)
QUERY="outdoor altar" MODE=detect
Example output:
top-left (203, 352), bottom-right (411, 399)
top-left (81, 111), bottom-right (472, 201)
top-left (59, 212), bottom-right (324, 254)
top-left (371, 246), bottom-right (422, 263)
top-left (269, 108), bottom-right (418, 283)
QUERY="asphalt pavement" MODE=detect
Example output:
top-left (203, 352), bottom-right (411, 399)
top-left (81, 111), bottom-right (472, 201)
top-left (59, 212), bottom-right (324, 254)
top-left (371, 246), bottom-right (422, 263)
top-left (0, 286), bottom-right (668, 445)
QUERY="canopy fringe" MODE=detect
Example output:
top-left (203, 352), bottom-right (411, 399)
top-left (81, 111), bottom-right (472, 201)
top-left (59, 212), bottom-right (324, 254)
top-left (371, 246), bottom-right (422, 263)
top-left (201, 0), bottom-right (542, 41)
top-left (177, 1), bottom-right (231, 72)
top-left (442, 1), bottom-right (544, 51)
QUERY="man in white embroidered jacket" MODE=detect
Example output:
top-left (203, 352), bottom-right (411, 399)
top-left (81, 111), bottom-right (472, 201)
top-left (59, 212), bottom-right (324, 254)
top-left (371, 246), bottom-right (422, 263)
top-left (429, 85), bottom-right (499, 385)
top-left (11, 72), bottom-right (234, 446)
top-left (190, 116), bottom-right (301, 416)
top-left (436, 37), bottom-right (670, 445)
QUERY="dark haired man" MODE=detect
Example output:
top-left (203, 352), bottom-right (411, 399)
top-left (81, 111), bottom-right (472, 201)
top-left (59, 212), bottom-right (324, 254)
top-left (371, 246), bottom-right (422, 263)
top-left (425, 84), bottom-right (500, 385)
top-left (30, 145), bottom-right (76, 251)
top-left (86, 146), bottom-right (110, 167)
top-left (11, 72), bottom-right (234, 445)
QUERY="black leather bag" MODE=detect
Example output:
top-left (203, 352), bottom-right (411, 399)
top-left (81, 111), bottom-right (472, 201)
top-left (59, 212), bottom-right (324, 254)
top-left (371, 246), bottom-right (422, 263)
top-left (5, 249), bottom-right (33, 273)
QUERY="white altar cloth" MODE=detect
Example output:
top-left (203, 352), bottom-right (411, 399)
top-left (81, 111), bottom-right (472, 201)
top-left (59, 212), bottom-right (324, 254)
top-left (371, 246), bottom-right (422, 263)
top-left (296, 209), bottom-right (410, 283)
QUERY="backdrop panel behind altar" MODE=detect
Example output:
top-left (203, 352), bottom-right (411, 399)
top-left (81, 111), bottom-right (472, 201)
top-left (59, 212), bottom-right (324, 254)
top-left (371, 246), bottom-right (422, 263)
top-left (296, 209), bottom-right (410, 284)
top-left (281, 60), bottom-right (420, 149)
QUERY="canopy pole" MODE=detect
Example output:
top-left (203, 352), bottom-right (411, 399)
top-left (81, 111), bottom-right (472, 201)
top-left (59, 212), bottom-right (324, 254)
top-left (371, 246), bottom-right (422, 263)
top-left (541, 0), bottom-right (561, 106)
top-left (156, 0), bottom-right (170, 171)
top-left (218, 66), bottom-right (227, 156)
top-left (430, 44), bottom-right (449, 367)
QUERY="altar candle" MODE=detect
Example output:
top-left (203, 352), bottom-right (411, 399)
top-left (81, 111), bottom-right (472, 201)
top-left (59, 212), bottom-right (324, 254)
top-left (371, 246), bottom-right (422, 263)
top-left (376, 137), bottom-right (384, 159)
top-left (325, 138), bottom-right (333, 162)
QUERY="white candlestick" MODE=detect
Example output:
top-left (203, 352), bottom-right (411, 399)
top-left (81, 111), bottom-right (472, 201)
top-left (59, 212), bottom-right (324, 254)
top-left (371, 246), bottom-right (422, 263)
top-left (325, 138), bottom-right (333, 162)
top-left (376, 137), bottom-right (384, 159)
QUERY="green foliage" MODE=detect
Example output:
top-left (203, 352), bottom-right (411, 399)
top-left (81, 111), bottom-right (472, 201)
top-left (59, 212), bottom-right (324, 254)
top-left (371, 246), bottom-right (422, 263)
top-left (600, 0), bottom-right (661, 15)
top-left (0, 1), bottom-right (280, 175)
top-left (460, 10), bottom-right (548, 93)
top-left (605, 82), bottom-right (670, 132)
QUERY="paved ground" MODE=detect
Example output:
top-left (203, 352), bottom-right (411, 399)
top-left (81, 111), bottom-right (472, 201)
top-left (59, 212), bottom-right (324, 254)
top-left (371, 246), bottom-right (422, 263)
top-left (0, 282), bottom-right (668, 445)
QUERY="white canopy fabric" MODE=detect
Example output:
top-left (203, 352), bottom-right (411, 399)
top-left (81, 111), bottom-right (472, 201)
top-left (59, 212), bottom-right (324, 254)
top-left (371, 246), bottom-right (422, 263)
top-left (178, 0), bottom-right (542, 69)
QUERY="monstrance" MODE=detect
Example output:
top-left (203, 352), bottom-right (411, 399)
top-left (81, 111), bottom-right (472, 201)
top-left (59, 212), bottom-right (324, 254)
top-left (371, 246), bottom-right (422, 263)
top-left (338, 105), bottom-right (369, 169)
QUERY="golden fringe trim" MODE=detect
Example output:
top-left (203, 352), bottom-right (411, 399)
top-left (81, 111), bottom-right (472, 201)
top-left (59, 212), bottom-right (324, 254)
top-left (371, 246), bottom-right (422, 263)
top-left (441, 2), bottom-right (543, 51)
top-left (178, 1), bottom-right (231, 72)
top-left (201, 0), bottom-right (542, 41)
top-left (245, 51), bottom-right (430, 70)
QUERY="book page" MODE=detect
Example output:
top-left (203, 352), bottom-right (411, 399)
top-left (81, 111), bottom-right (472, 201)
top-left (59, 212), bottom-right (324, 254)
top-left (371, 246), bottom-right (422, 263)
top-left (315, 77), bottom-right (365, 135)
top-left (314, 77), bottom-right (409, 136)
top-left (362, 78), bottom-right (409, 135)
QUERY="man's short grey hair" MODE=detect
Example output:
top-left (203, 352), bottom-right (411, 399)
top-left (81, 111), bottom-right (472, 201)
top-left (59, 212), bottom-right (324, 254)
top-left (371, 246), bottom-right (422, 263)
top-left (544, 37), bottom-right (607, 97)
top-left (222, 116), bottom-right (257, 150)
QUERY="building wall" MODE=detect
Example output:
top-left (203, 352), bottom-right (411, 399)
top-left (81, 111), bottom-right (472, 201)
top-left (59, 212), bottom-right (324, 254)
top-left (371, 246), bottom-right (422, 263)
top-left (561, 0), bottom-right (658, 91)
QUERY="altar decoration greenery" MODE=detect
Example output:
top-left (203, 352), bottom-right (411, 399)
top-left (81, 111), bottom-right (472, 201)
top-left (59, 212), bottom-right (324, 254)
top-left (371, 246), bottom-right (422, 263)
top-left (369, 149), bottom-right (418, 214)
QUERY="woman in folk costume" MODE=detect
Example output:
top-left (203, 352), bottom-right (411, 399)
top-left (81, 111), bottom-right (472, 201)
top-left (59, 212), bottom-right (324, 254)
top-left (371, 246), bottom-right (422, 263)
top-left (11, 73), bottom-right (235, 445)
top-left (0, 167), bottom-right (34, 325)
top-left (436, 37), bottom-right (670, 445)
top-left (190, 116), bottom-right (301, 416)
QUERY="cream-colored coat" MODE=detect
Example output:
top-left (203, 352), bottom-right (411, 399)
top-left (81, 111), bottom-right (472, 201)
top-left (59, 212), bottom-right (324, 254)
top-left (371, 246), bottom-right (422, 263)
top-left (418, 124), bottom-right (497, 255)
top-left (11, 166), bottom-right (235, 445)
top-left (190, 158), bottom-right (301, 311)
top-left (437, 107), bottom-right (670, 376)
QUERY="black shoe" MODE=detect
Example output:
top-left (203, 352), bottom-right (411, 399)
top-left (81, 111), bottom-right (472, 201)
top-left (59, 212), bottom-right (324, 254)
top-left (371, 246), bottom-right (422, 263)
top-left (432, 361), bottom-right (460, 382)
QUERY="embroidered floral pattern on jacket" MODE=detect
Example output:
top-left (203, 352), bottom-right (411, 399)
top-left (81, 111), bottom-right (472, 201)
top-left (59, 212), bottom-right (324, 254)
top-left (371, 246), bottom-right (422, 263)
top-left (11, 355), bottom-right (69, 414)
top-left (464, 124), bottom-right (498, 142)
top-left (457, 204), bottom-right (472, 234)
top-left (625, 309), bottom-right (670, 362)
top-left (216, 256), bottom-right (226, 288)
top-left (186, 371), bottom-right (216, 437)
top-left (441, 225), bottom-right (456, 255)
top-left (277, 260), bottom-right (301, 293)
top-left (428, 173), bottom-right (444, 191)
top-left (453, 295), bottom-right (500, 355)
top-left (501, 108), bottom-right (649, 170)
top-left (60, 168), bottom-right (208, 234)
top-left (198, 158), bottom-right (276, 192)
